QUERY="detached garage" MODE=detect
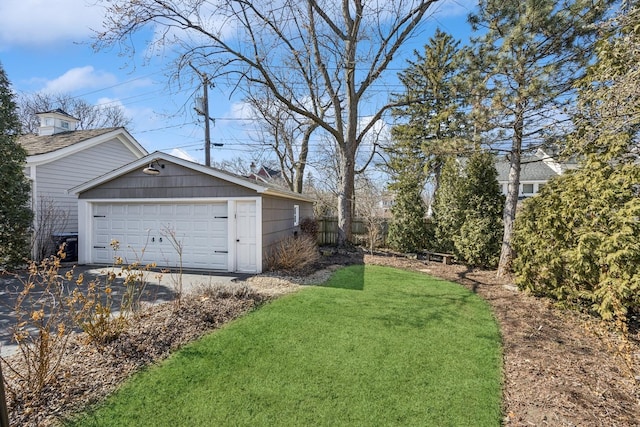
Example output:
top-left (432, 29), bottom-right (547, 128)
top-left (71, 152), bottom-right (314, 273)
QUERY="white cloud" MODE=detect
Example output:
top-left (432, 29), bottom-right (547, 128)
top-left (170, 148), bottom-right (198, 162)
top-left (0, 0), bottom-right (104, 47)
top-left (227, 101), bottom-right (253, 121)
top-left (42, 66), bottom-right (118, 93)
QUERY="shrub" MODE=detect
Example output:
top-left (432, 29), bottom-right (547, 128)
top-left (1, 249), bottom-right (74, 402)
top-left (513, 163), bottom-right (640, 324)
top-left (266, 235), bottom-right (320, 272)
top-left (67, 240), bottom-right (158, 345)
top-left (432, 153), bottom-right (504, 266)
top-left (300, 217), bottom-right (319, 239)
top-left (454, 214), bottom-right (502, 268)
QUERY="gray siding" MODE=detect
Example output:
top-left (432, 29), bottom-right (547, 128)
top-left (261, 195), bottom-right (314, 263)
top-left (79, 162), bottom-right (258, 199)
top-left (35, 139), bottom-right (141, 233)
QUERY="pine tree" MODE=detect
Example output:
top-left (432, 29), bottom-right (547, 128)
top-left (466, 0), bottom-right (611, 275)
top-left (386, 29), bottom-right (470, 253)
top-left (0, 63), bottom-right (33, 268)
top-left (389, 29), bottom-right (470, 197)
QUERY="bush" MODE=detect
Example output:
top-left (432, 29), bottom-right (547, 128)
top-left (2, 251), bottom-right (74, 401)
top-left (300, 217), bottom-right (319, 239)
top-left (432, 153), bottom-right (504, 266)
top-left (513, 163), bottom-right (640, 324)
top-left (454, 214), bottom-right (502, 268)
top-left (266, 235), bottom-right (320, 272)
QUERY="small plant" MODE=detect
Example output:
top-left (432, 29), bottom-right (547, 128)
top-left (66, 273), bottom-right (124, 345)
top-left (67, 240), bottom-right (158, 346)
top-left (265, 235), bottom-right (319, 273)
top-left (1, 247), bottom-right (73, 402)
top-left (161, 227), bottom-right (184, 308)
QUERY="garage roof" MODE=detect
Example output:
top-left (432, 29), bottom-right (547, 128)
top-left (70, 151), bottom-right (314, 203)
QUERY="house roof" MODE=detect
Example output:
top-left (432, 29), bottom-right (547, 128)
top-left (495, 149), bottom-right (579, 182)
top-left (71, 151), bottom-right (314, 203)
top-left (495, 156), bottom-right (560, 182)
top-left (36, 108), bottom-right (79, 121)
top-left (18, 127), bottom-right (123, 156)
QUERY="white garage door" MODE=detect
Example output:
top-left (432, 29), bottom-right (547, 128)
top-left (92, 202), bottom-right (228, 270)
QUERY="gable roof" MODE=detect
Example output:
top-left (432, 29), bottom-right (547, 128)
top-left (71, 151), bottom-right (314, 203)
top-left (18, 127), bottom-right (148, 166)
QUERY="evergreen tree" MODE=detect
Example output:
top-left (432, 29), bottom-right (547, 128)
top-left (453, 152), bottom-right (504, 267)
top-left (0, 63), bottom-right (33, 268)
top-left (389, 29), bottom-right (470, 197)
top-left (513, 6), bottom-right (640, 323)
top-left (386, 29), bottom-right (470, 252)
top-left (386, 136), bottom-right (428, 253)
top-left (431, 156), bottom-right (464, 253)
top-left (466, 0), bottom-right (612, 275)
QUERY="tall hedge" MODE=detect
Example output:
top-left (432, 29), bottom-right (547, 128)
top-left (513, 151), bottom-right (640, 322)
top-left (432, 152), bottom-right (504, 267)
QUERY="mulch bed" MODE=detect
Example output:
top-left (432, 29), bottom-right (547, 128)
top-left (2, 251), bottom-right (639, 426)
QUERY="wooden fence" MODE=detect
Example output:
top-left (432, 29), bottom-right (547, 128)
top-left (316, 217), bottom-right (388, 246)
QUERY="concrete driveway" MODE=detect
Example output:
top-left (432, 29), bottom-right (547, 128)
top-left (0, 264), bottom-right (252, 357)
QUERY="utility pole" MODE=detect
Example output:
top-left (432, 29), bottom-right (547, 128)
top-left (189, 63), bottom-right (213, 166)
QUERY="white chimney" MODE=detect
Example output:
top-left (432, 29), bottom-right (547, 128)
top-left (36, 109), bottom-right (79, 136)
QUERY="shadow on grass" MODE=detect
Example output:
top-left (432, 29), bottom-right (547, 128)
top-left (319, 249), bottom-right (365, 290)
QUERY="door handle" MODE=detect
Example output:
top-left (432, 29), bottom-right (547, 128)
top-left (236, 239), bottom-right (240, 242)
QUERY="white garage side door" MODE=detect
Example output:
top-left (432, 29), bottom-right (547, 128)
top-left (92, 202), bottom-right (228, 270)
top-left (235, 200), bottom-right (257, 273)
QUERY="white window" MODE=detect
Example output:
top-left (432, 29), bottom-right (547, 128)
top-left (61, 121), bottom-right (69, 129)
top-left (293, 205), bottom-right (300, 226)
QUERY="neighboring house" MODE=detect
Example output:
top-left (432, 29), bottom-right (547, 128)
top-left (18, 109), bottom-right (148, 258)
top-left (246, 164), bottom-right (285, 185)
top-left (71, 151), bottom-right (315, 274)
top-left (495, 149), bottom-right (578, 199)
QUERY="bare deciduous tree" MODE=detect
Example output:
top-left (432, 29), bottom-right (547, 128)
top-left (245, 88), bottom-right (324, 194)
top-left (94, 0), bottom-right (441, 245)
top-left (17, 92), bottom-right (131, 133)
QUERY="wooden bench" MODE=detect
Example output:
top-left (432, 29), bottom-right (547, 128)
top-left (423, 251), bottom-right (455, 265)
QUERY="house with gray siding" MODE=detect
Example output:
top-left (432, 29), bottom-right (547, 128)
top-left (495, 149), bottom-right (578, 199)
top-left (18, 109), bottom-right (148, 258)
top-left (71, 151), bottom-right (314, 274)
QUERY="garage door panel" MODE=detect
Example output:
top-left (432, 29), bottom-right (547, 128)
top-left (91, 202), bottom-right (230, 270)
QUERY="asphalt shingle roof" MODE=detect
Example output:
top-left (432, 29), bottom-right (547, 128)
top-left (495, 156), bottom-right (561, 181)
top-left (17, 128), bottom-right (122, 156)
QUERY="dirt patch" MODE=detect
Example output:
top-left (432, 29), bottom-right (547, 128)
top-left (2, 252), bottom-right (639, 426)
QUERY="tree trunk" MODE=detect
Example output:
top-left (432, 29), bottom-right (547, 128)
top-left (337, 150), bottom-right (355, 246)
top-left (497, 100), bottom-right (524, 277)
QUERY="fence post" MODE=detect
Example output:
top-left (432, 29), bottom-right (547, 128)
top-left (0, 362), bottom-right (9, 427)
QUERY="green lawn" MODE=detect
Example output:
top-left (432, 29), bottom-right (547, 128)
top-left (67, 265), bottom-right (502, 426)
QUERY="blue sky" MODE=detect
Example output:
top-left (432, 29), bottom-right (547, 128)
top-left (0, 0), bottom-right (476, 166)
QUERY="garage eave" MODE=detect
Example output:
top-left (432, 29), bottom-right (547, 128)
top-left (70, 151), bottom-right (271, 195)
